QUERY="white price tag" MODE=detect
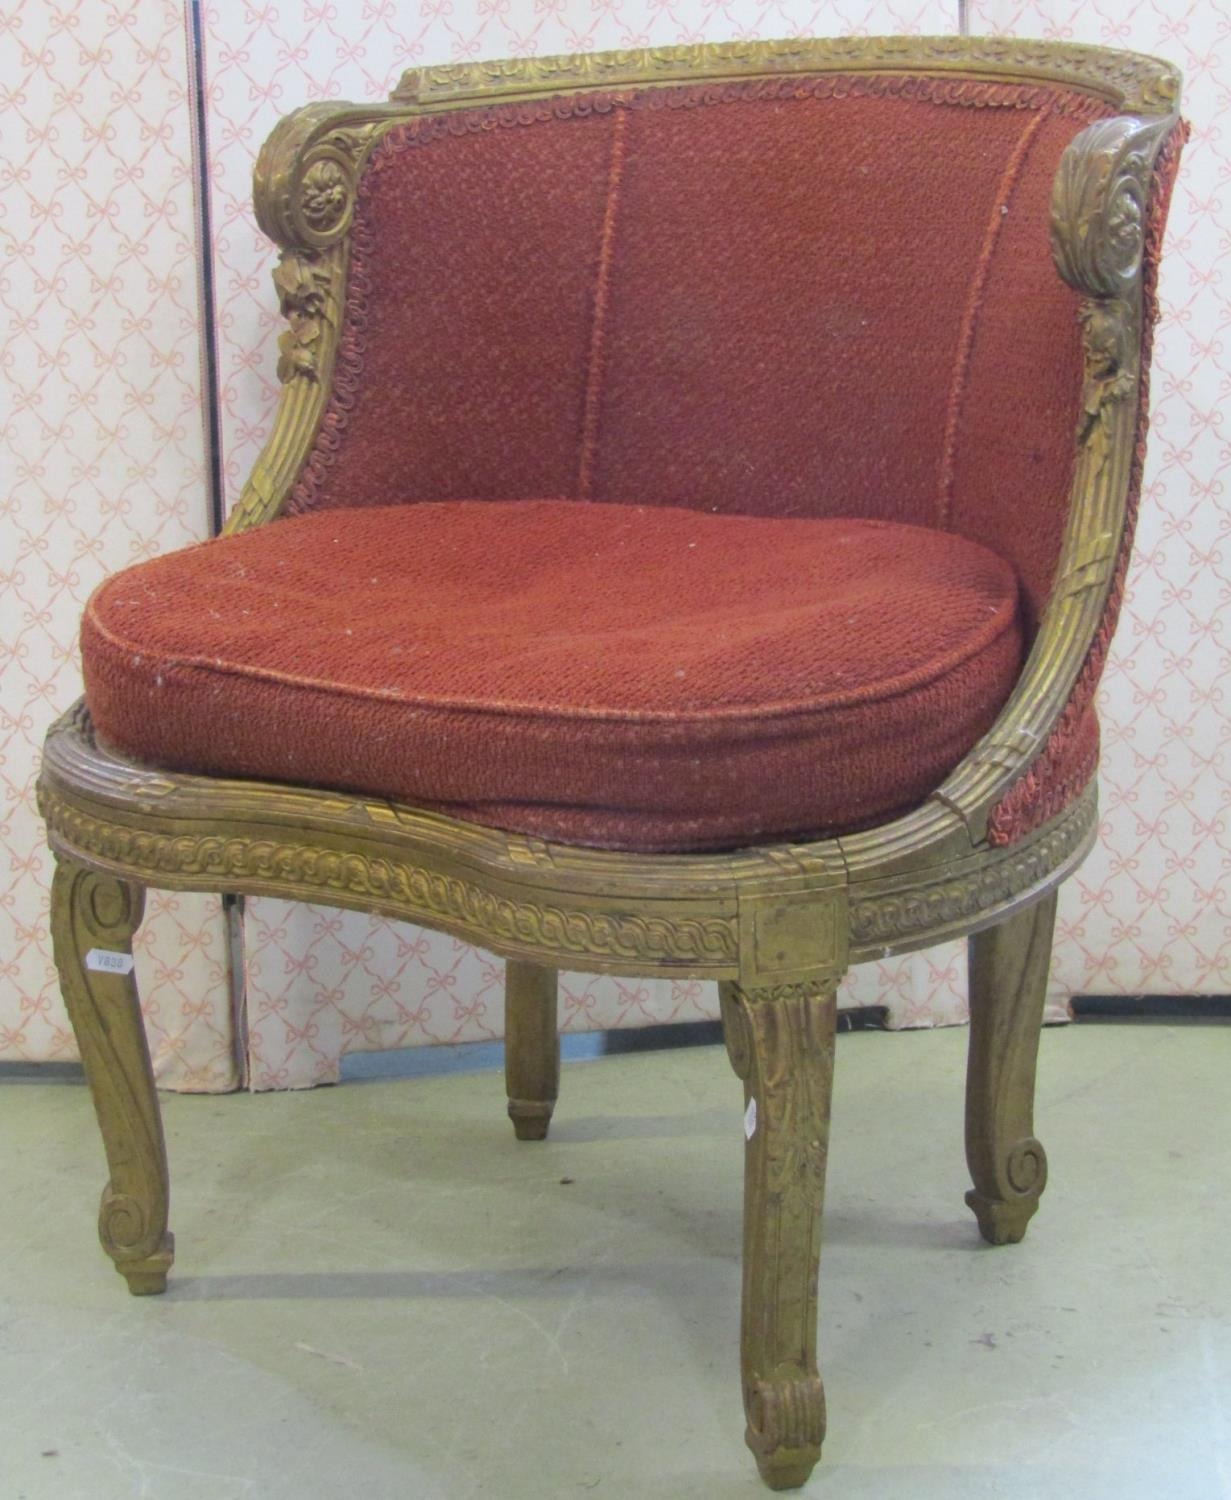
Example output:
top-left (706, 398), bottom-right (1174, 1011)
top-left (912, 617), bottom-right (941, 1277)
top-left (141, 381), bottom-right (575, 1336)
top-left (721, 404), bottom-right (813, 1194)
top-left (85, 948), bottom-right (135, 976)
top-left (744, 1097), bottom-right (757, 1140)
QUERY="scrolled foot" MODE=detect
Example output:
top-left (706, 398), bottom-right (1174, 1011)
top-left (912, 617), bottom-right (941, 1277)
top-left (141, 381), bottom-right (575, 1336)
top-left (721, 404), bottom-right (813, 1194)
top-left (966, 1191), bottom-right (1036, 1246)
top-left (746, 1375), bottom-right (825, 1490)
top-left (966, 1134), bottom-right (1047, 1244)
top-left (507, 1098), bottom-right (554, 1141)
top-left (100, 1180), bottom-right (176, 1293)
top-left (117, 1233), bottom-right (176, 1296)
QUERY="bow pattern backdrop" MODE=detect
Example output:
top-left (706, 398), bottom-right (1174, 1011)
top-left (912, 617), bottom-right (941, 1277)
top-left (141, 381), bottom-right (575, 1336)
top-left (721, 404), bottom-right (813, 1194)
top-left (2, 0), bottom-right (1225, 1089)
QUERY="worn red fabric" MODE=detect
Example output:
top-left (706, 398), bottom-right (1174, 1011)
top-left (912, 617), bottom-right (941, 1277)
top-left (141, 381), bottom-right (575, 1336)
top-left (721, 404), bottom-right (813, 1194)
top-left (292, 74), bottom-right (1107, 641)
top-left (82, 502), bottom-right (1024, 852)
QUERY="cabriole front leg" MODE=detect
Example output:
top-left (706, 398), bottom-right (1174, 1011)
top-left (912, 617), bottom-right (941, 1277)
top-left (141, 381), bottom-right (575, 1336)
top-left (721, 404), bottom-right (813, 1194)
top-left (720, 976), bottom-right (838, 1491)
top-left (965, 891), bottom-right (1058, 1245)
top-left (49, 857), bottom-right (173, 1294)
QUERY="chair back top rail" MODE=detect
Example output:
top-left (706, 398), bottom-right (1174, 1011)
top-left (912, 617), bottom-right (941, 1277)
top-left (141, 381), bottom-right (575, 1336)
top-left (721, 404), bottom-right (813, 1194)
top-left (390, 37), bottom-right (1179, 115)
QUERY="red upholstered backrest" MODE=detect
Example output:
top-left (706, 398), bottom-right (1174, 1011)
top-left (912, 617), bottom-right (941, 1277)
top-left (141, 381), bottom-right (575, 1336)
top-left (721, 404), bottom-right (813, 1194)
top-left (291, 77), bottom-right (1112, 633)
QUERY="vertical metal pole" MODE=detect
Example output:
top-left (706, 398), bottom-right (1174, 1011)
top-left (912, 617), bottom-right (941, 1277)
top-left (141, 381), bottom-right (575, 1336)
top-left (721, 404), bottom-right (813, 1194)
top-left (183, 0), bottom-right (226, 537)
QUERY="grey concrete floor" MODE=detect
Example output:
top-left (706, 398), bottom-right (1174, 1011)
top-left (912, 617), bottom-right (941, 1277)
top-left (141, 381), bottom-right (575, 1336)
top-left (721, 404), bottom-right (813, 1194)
top-left (2, 1023), bottom-right (1228, 1500)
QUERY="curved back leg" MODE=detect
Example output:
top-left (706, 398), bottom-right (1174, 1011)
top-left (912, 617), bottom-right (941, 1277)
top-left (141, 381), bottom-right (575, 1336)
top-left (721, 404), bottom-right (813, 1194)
top-left (965, 891), bottom-right (1058, 1245)
top-left (50, 857), bottom-right (173, 1294)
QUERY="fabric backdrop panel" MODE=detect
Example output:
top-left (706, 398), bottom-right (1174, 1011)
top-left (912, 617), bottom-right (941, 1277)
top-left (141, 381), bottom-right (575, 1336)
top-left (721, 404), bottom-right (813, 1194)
top-left (970, 0), bottom-right (1231, 1004)
top-left (8, 3), bottom-right (1222, 1092)
top-left (0, 0), bottom-right (237, 1088)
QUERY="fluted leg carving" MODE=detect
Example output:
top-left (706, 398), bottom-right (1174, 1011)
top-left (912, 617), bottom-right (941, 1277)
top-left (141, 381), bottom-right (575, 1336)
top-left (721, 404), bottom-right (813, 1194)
top-left (505, 960), bottom-right (559, 1141)
top-left (50, 857), bottom-right (173, 1294)
top-left (965, 892), bottom-right (1057, 1246)
top-left (720, 977), bottom-right (838, 1491)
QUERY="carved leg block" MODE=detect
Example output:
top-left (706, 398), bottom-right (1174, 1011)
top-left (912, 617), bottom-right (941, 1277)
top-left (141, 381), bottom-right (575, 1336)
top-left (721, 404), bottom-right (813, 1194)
top-left (720, 978), bottom-right (838, 1491)
top-left (50, 858), bottom-right (173, 1294)
top-left (505, 960), bottom-right (559, 1141)
top-left (965, 892), bottom-right (1057, 1246)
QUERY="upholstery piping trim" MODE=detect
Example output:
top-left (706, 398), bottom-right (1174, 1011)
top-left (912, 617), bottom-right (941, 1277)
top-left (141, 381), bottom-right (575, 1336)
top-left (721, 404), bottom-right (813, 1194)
top-left (578, 105), bottom-right (629, 501)
top-left (937, 106), bottom-right (1049, 528)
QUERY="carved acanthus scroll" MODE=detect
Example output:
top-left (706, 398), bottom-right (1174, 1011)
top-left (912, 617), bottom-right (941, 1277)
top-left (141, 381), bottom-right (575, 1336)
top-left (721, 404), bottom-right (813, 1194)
top-left (253, 105), bottom-right (378, 251)
top-left (250, 111), bottom-right (379, 388)
top-left (225, 108), bottom-right (382, 529)
top-left (1050, 114), bottom-right (1169, 296)
top-left (1050, 112), bottom-right (1178, 468)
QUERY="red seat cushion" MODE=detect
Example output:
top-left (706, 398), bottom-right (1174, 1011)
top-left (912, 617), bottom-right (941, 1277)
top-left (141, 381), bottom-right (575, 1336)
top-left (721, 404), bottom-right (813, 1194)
top-left (82, 501), bottom-right (1023, 852)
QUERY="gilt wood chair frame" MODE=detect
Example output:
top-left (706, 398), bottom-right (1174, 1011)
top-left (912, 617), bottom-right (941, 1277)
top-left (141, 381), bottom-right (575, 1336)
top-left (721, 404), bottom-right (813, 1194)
top-left (38, 36), bottom-right (1180, 1490)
